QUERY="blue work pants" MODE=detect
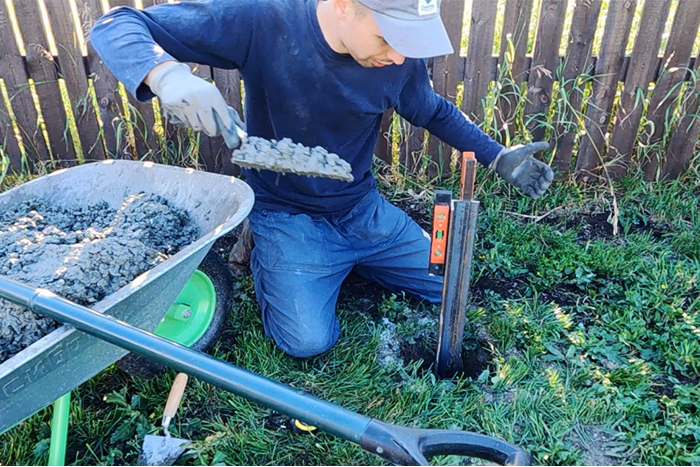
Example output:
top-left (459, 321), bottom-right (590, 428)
top-left (248, 189), bottom-right (443, 357)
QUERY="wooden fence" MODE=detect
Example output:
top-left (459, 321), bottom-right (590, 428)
top-left (2, 0), bottom-right (700, 181)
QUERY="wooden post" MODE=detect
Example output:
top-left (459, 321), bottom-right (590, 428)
top-left (1, 2), bottom-right (50, 168)
top-left (374, 109), bottom-right (393, 169)
top-left (428, 0), bottom-right (466, 179)
top-left (663, 56), bottom-right (700, 179)
top-left (398, 117), bottom-right (424, 174)
top-left (212, 68), bottom-right (243, 175)
top-left (190, 63), bottom-right (216, 171)
top-left (106, 0), bottom-right (160, 160)
top-left (81, 0), bottom-right (128, 158)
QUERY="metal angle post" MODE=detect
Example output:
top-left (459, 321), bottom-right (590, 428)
top-left (435, 152), bottom-right (479, 378)
top-left (435, 198), bottom-right (479, 378)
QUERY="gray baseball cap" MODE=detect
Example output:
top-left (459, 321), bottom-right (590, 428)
top-left (357, 0), bottom-right (454, 58)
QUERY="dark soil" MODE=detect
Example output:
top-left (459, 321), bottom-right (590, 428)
top-left (538, 283), bottom-right (587, 307)
top-left (391, 195), bottom-right (433, 232)
top-left (337, 271), bottom-right (388, 317)
top-left (651, 372), bottom-right (700, 400)
top-left (401, 339), bottom-right (437, 374)
top-left (541, 210), bottom-right (674, 242)
top-left (472, 273), bottom-right (601, 327)
top-left (472, 274), bottom-right (528, 302)
top-left (212, 229), bottom-right (240, 264)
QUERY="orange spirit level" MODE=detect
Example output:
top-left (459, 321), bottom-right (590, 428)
top-left (429, 190), bottom-right (452, 276)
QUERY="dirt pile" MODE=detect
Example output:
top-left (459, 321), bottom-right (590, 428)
top-left (0, 193), bottom-right (198, 363)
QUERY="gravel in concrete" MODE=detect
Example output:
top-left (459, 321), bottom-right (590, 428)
top-left (0, 193), bottom-right (198, 363)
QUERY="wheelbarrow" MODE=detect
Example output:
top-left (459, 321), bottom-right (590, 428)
top-left (0, 161), bottom-right (532, 465)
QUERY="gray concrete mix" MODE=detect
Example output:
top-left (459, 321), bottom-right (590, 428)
top-left (0, 193), bottom-right (198, 363)
top-left (232, 137), bottom-right (354, 182)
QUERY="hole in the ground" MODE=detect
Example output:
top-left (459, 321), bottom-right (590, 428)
top-left (400, 339), bottom-right (493, 380)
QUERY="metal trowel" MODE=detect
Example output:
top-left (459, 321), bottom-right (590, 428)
top-left (138, 373), bottom-right (190, 466)
top-left (219, 106), bottom-right (354, 182)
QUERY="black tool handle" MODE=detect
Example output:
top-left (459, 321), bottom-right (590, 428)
top-left (360, 420), bottom-right (532, 466)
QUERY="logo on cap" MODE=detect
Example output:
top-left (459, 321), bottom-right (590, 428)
top-left (417, 0), bottom-right (438, 16)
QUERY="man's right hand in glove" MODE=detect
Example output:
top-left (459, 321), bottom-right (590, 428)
top-left (146, 61), bottom-right (247, 148)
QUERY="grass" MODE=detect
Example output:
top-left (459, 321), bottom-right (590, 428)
top-left (1, 160), bottom-right (699, 466)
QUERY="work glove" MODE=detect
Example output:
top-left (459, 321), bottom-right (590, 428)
top-left (490, 141), bottom-right (553, 199)
top-left (147, 61), bottom-right (247, 148)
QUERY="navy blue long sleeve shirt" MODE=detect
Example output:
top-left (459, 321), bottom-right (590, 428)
top-left (90, 0), bottom-right (504, 215)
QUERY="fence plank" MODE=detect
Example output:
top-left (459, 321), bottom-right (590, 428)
top-left (188, 63), bottom-right (217, 171)
top-left (80, 0), bottom-right (126, 158)
top-left (1, 2), bottom-right (51, 168)
top-left (428, 0), bottom-right (466, 178)
top-left (642, 0), bottom-right (700, 180)
top-left (575, 0), bottom-right (637, 176)
top-left (0, 99), bottom-right (20, 171)
top-left (145, 0), bottom-right (187, 166)
top-left (500, 0), bottom-right (535, 83)
top-left (398, 117), bottom-right (424, 173)
top-left (496, 0), bottom-right (534, 143)
top-left (461, 0), bottom-right (498, 123)
top-left (110, 0), bottom-right (160, 159)
top-left (13, 0), bottom-right (76, 164)
top-left (44, 0), bottom-right (105, 162)
top-left (212, 67), bottom-right (242, 175)
top-left (0, 8), bottom-right (24, 171)
top-left (663, 56), bottom-right (700, 179)
top-left (523, 0), bottom-right (567, 143)
top-left (375, 109), bottom-right (393, 168)
top-left (607, 0), bottom-right (671, 180)
top-left (551, 0), bottom-right (601, 178)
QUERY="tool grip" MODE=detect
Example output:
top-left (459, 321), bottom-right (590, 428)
top-left (360, 419), bottom-right (532, 466)
top-left (164, 373), bottom-right (188, 419)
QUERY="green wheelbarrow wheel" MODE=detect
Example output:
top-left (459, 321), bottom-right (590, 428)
top-left (116, 250), bottom-right (234, 379)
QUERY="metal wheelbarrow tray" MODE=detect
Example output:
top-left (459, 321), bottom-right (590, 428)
top-left (0, 160), bottom-right (254, 432)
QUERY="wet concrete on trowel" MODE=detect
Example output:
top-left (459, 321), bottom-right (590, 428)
top-left (232, 137), bottom-right (354, 182)
top-left (0, 193), bottom-right (198, 363)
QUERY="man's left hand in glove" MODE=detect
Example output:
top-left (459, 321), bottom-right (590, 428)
top-left (490, 141), bottom-right (554, 199)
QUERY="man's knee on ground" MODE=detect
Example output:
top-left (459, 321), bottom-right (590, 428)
top-left (272, 328), bottom-right (338, 358)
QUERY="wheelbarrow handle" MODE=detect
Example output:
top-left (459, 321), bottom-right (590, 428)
top-left (360, 420), bottom-right (532, 466)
